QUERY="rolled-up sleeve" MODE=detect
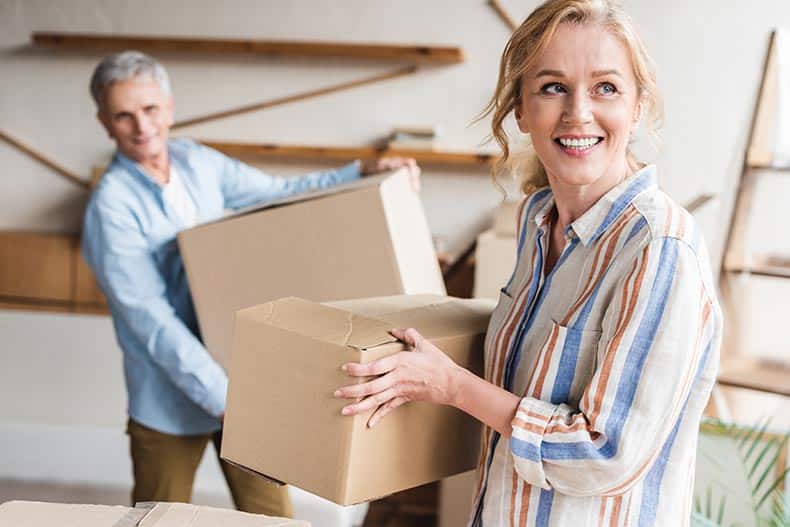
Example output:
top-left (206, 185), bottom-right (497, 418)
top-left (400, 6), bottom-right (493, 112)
top-left (82, 199), bottom-right (227, 417)
top-left (195, 143), bottom-right (361, 210)
top-left (508, 236), bottom-right (720, 496)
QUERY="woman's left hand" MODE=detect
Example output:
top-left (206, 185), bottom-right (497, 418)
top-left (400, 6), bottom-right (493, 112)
top-left (334, 328), bottom-right (461, 428)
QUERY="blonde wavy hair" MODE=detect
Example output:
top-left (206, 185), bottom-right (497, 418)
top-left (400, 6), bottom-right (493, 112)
top-left (481, 0), bottom-right (663, 195)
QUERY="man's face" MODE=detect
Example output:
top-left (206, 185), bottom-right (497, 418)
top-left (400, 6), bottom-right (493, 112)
top-left (98, 77), bottom-right (174, 164)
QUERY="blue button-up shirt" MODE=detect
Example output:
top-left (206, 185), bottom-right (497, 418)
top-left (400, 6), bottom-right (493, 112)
top-left (82, 138), bottom-right (361, 435)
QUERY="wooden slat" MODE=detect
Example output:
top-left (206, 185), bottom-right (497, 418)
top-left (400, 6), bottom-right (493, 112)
top-left (0, 232), bottom-right (76, 302)
top-left (718, 356), bottom-right (790, 397)
top-left (682, 193), bottom-right (716, 214)
top-left (746, 32), bottom-right (779, 168)
top-left (488, 0), bottom-right (519, 31)
top-left (723, 253), bottom-right (790, 278)
top-left (722, 170), bottom-right (758, 273)
top-left (0, 130), bottom-right (89, 190)
top-left (32, 32), bottom-right (465, 64)
top-left (173, 65), bottom-right (417, 129)
top-left (0, 297), bottom-right (109, 315)
top-left (0, 298), bottom-right (76, 314)
top-left (201, 141), bottom-right (496, 167)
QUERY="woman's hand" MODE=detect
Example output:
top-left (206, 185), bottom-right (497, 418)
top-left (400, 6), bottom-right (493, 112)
top-left (334, 328), bottom-right (462, 428)
top-left (360, 157), bottom-right (421, 192)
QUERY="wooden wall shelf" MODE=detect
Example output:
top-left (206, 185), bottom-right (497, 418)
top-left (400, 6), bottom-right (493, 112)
top-left (32, 32), bottom-right (465, 64)
top-left (723, 253), bottom-right (790, 279)
top-left (201, 141), bottom-right (496, 168)
top-left (0, 232), bottom-right (108, 316)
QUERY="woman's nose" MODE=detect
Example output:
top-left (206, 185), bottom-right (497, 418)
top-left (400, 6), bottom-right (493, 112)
top-left (562, 93), bottom-right (593, 125)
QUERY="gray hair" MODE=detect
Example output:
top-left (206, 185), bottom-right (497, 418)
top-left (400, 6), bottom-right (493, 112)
top-left (89, 51), bottom-right (171, 109)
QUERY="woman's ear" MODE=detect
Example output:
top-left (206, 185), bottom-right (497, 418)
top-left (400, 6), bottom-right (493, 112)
top-left (515, 100), bottom-right (530, 134)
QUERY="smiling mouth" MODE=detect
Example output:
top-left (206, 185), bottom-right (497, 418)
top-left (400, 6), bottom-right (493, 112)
top-left (554, 137), bottom-right (604, 151)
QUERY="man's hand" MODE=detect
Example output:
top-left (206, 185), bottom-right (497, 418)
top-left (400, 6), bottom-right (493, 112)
top-left (360, 157), bottom-right (421, 192)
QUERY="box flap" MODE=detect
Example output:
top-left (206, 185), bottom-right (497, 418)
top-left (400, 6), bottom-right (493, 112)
top-left (326, 294), bottom-right (450, 317)
top-left (237, 297), bottom-right (397, 350)
top-left (189, 170), bottom-right (402, 229)
top-left (327, 295), bottom-right (495, 341)
top-left (376, 299), bottom-right (494, 340)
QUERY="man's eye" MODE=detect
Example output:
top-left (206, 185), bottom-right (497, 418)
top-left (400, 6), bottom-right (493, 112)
top-left (595, 82), bottom-right (618, 95)
top-left (144, 106), bottom-right (159, 114)
top-left (541, 83), bottom-right (566, 95)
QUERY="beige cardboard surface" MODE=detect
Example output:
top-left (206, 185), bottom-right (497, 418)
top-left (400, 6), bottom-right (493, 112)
top-left (0, 501), bottom-right (308, 526)
top-left (492, 199), bottom-right (520, 238)
top-left (178, 170), bottom-right (445, 369)
top-left (438, 470), bottom-right (478, 527)
top-left (0, 501), bottom-right (130, 527)
top-left (222, 295), bottom-right (494, 505)
top-left (473, 229), bottom-right (517, 300)
top-left (137, 502), bottom-right (308, 526)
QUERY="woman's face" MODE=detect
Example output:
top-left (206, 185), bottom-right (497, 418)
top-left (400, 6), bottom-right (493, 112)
top-left (516, 22), bottom-right (641, 191)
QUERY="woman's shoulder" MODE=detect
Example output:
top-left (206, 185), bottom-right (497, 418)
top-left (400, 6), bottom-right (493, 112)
top-left (630, 186), bottom-right (704, 250)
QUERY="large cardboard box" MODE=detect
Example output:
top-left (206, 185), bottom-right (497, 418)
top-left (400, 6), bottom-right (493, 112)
top-left (178, 170), bottom-right (446, 368)
top-left (221, 294), bottom-right (494, 505)
top-left (0, 501), bottom-right (309, 526)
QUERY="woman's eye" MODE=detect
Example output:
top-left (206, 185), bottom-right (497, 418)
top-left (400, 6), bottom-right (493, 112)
top-left (541, 83), bottom-right (566, 95)
top-left (595, 82), bottom-right (618, 95)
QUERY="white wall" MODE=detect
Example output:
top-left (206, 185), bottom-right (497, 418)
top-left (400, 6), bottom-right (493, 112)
top-left (1, 0), bottom-right (789, 491)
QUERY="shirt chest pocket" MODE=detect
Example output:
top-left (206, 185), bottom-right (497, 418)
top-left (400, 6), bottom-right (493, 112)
top-left (525, 321), bottom-right (602, 407)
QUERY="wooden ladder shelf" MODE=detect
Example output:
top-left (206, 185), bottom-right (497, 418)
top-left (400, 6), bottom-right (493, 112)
top-left (719, 29), bottom-right (790, 398)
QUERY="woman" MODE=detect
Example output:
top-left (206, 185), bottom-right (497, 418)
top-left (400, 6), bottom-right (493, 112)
top-left (336, 0), bottom-right (722, 525)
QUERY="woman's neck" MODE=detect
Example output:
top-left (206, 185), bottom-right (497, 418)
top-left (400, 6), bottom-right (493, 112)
top-left (548, 161), bottom-right (631, 232)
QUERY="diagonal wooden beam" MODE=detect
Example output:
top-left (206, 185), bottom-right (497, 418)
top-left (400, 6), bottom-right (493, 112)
top-left (173, 64), bottom-right (418, 129)
top-left (683, 193), bottom-right (716, 214)
top-left (0, 129), bottom-right (89, 190)
top-left (488, 0), bottom-right (519, 31)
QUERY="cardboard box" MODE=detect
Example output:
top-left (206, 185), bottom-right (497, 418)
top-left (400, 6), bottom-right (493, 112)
top-left (0, 501), bottom-right (309, 526)
top-left (473, 229), bottom-right (517, 300)
top-left (178, 170), bottom-right (446, 369)
top-left (221, 294), bottom-right (494, 505)
top-left (492, 199), bottom-right (520, 238)
top-left (438, 470), bottom-right (478, 527)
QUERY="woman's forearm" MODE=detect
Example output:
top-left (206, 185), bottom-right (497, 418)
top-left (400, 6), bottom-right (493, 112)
top-left (450, 365), bottom-right (522, 438)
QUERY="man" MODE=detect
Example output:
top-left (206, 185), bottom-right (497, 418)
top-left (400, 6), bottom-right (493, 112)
top-left (82, 51), bottom-right (419, 516)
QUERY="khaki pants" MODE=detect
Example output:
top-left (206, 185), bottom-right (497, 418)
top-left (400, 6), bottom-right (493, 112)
top-left (127, 419), bottom-right (292, 517)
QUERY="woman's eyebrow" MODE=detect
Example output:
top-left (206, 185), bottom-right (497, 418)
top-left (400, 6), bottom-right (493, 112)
top-left (534, 69), bottom-right (565, 78)
top-left (592, 69), bottom-right (624, 78)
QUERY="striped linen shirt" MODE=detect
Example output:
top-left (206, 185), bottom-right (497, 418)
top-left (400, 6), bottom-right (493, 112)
top-left (469, 165), bottom-right (722, 526)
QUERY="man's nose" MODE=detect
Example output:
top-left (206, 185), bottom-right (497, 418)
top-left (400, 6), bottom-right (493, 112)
top-left (562, 92), bottom-right (593, 125)
top-left (133, 113), bottom-right (154, 135)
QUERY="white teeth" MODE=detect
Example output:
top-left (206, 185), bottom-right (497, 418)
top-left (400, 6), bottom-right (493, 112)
top-left (558, 137), bottom-right (600, 149)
